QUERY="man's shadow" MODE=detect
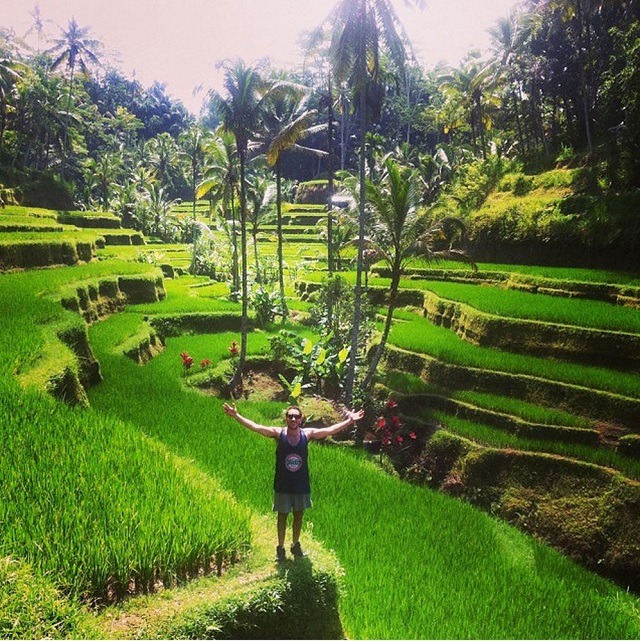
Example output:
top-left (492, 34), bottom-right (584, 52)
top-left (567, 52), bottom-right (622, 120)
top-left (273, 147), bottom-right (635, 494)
top-left (274, 556), bottom-right (344, 639)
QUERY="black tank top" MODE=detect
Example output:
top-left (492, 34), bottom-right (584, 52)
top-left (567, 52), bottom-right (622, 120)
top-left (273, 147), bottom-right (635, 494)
top-left (274, 429), bottom-right (310, 494)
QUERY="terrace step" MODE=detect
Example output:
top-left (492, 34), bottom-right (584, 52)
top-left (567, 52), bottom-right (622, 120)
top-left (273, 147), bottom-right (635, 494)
top-left (93, 516), bottom-right (344, 639)
top-left (394, 392), bottom-right (601, 446)
top-left (373, 266), bottom-right (640, 308)
top-left (382, 344), bottom-right (640, 431)
top-left (421, 289), bottom-right (640, 372)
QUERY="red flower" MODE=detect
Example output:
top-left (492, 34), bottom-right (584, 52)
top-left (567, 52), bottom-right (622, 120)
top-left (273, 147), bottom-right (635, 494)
top-left (376, 416), bottom-right (386, 430)
top-left (200, 358), bottom-right (212, 368)
top-left (386, 398), bottom-right (398, 410)
top-left (228, 341), bottom-right (239, 357)
top-left (180, 352), bottom-right (194, 369)
top-left (409, 432), bottom-right (417, 440)
top-left (390, 415), bottom-right (402, 430)
top-left (395, 435), bottom-right (404, 444)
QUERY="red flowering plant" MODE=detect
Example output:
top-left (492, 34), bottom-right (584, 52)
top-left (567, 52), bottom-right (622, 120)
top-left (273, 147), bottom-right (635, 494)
top-left (373, 397), bottom-right (418, 463)
top-left (224, 340), bottom-right (240, 385)
top-left (200, 358), bottom-right (212, 369)
top-left (180, 351), bottom-right (194, 376)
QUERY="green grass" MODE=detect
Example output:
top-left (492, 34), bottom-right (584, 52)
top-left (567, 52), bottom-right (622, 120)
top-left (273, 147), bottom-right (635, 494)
top-left (1, 380), bottom-right (251, 603)
top-left (0, 214), bottom-right (69, 232)
top-left (382, 371), bottom-right (593, 428)
top-left (0, 264), bottom-right (256, 607)
top-left (430, 411), bottom-right (640, 480)
top-left (387, 312), bottom-right (640, 400)
top-left (451, 389), bottom-right (593, 428)
top-left (404, 258), bottom-right (640, 287)
top-left (418, 279), bottom-right (640, 334)
top-left (85, 324), bottom-right (640, 639)
top-left (3, 237), bottom-right (640, 637)
top-left (0, 556), bottom-right (92, 639)
top-left (0, 229), bottom-right (103, 243)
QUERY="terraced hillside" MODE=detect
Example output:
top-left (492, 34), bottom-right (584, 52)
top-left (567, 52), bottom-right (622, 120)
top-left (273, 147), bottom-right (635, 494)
top-left (358, 264), bottom-right (640, 589)
top-left (2, 203), bottom-right (640, 639)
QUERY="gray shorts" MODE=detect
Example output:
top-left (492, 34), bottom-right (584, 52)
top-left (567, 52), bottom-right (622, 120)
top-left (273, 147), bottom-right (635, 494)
top-left (273, 492), bottom-right (312, 513)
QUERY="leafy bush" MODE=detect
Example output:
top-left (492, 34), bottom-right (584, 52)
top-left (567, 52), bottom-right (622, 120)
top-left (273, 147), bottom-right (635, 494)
top-left (269, 329), bottom-right (349, 399)
top-left (251, 286), bottom-right (282, 327)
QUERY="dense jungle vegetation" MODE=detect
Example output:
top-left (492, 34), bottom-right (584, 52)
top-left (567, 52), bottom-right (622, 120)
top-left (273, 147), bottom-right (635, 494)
top-left (1, 0), bottom-right (639, 270)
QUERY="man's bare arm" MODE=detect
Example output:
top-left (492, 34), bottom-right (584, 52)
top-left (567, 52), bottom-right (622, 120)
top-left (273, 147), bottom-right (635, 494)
top-left (306, 408), bottom-right (365, 440)
top-left (223, 402), bottom-right (280, 438)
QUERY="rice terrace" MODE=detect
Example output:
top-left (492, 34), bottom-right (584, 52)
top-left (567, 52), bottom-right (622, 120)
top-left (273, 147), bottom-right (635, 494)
top-left (2, 0), bottom-right (640, 639)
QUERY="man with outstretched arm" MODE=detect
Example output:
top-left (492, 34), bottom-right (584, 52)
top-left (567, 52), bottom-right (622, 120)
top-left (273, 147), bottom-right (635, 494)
top-left (223, 402), bottom-right (365, 562)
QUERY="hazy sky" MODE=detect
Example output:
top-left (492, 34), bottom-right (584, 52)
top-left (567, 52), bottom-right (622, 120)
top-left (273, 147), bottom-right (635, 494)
top-left (4, 0), bottom-right (519, 113)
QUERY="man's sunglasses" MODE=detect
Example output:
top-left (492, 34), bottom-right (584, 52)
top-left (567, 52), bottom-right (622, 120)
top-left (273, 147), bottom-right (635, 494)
top-left (287, 413), bottom-right (301, 420)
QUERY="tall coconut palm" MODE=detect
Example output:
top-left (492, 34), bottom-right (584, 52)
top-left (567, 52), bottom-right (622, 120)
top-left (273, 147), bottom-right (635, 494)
top-left (259, 89), bottom-right (326, 319)
top-left (357, 156), bottom-right (476, 389)
top-left (0, 54), bottom-right (24, 151)
top-left (327, 0), bottom-right (423, 402)
top-left (438, 53), bottom-right (499, 159)
top-left (245, 170), bottom-right (275, 282)
top-left (47, 18), bottom-right (101, 179)
top-left (197, 129), bottom-right (240, 295)
top-left (213, 59), bottom-right (273, 392)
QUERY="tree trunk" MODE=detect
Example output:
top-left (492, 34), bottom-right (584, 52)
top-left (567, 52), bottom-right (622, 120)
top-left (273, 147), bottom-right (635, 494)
top-left (61, 62), bottom-right (75, 181)
top-left (363, 261), bottom-right (401, 389)
top-left (230, 187), bottom-right (240, 296)
top-left (276, 161), bottom-right (288, 321)
top-left (345, 75), bottom-right (368, 404)
top-left (327, 77), bottom-right (335, 275)
top-left (230, 148), bottom-right (248, 393)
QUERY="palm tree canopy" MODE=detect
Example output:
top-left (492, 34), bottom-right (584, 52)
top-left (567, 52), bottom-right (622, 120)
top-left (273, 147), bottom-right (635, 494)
top-left (213, 59), bottom-right (270, 153)
top-left (329, 0), bottom-right (424, 91)
top-left (265, 109), bottom-right (325, 166)
top-left (47, 18), bottom-right (101, 77)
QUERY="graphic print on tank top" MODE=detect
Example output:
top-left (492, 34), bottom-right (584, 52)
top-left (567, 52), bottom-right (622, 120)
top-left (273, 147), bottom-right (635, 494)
top-left (285, 452), bottom-right (303, 473)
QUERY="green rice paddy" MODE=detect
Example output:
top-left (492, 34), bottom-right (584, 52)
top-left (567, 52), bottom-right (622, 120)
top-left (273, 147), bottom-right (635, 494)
top-left (85, 321), bottom-right (640, 639)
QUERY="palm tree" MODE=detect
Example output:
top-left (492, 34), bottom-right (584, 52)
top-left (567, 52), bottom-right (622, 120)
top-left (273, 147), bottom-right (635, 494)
top-left (245, 170), bottom-right (275, 283)
top-left (438, 53), bottom-right (499, 159)
top-left (47, 18), bottom-right (101, 179)
top-left (149, 132), bottom-right (180, 190)
top-left (490, 11), bottom-right (527, 155)
top-left (0, 53), bottom-right (24, 151)
top-left (213, 59), bottom-right (271, 392)
top-left (197, 129), bottom-right (241, 295)
top-left (357, 156), bottom-right (476, 388)
top-left (179, 124), bottom-right (205, 270)
top-left (259, 89), bottom-right (326, 319)
top-left (145, 183), bottom-right (177, 240)
top-left (327, 0), bottom-right (423, 402)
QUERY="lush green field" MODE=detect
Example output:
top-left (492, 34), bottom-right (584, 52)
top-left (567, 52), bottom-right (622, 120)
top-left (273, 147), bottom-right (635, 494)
top-left (1, 380), bottom-right (251, 603)
top-left (85, 314), bottom-right (640, 640)
top-left (388, 310), bottom-right (640, 400)
top-left (0, 263), bottom-right (252, 607)
top-left (406, 259), bottom-right (640, 287)
top-left (3, 214), bottom-right (640, 638)
top-left (419, 279), bottom-right (640, 334)
top-left (311, 270), bottom-right (640, 334)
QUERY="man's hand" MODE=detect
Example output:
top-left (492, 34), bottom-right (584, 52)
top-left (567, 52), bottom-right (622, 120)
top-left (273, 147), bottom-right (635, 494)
top-left (345, 408), bottom-right (365, 424)
top-left (223, 402), bottom-right (238, 418)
